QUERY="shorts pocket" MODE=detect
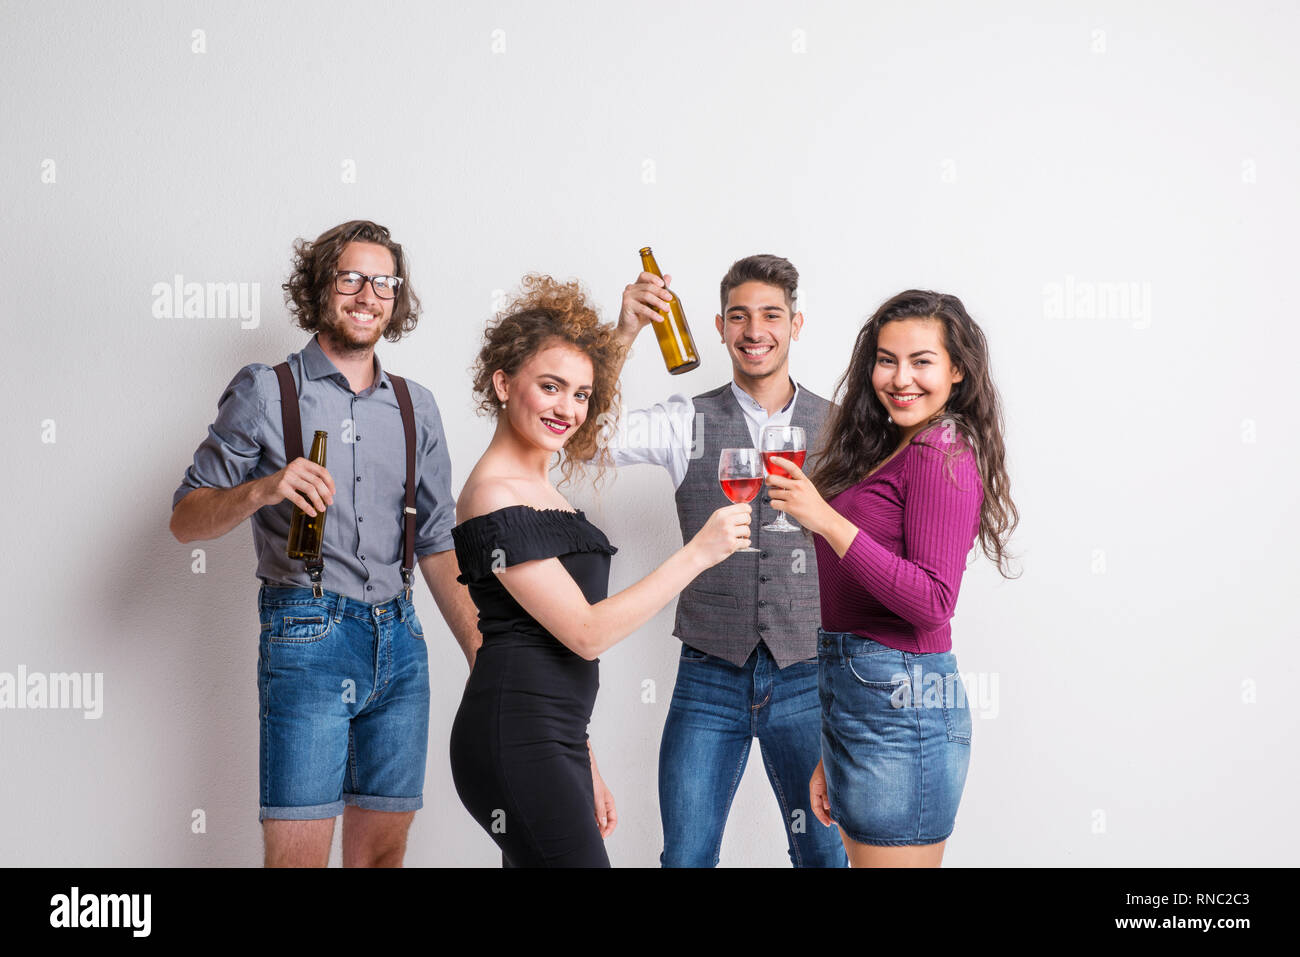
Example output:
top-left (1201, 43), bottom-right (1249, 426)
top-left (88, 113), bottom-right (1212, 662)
top-left (407, 612), bottom-right (426, 640)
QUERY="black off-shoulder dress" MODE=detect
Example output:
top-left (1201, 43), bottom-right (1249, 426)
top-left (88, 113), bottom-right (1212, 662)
top-left (449, 505), bottom-right (618, 867)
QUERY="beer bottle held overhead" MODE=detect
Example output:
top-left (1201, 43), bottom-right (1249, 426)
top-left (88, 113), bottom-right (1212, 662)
top-left (286, 431), bottom-right (328, 561)
top-left (639, 246), bottom-right (700, 375)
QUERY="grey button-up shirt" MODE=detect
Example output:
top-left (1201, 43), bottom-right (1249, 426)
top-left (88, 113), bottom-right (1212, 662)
top-left (173, 334), bottom-right (456, 604)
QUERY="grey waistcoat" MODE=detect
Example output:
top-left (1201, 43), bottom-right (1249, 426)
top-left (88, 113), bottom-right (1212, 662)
top-left (672, 382), bottom-right (834, 669)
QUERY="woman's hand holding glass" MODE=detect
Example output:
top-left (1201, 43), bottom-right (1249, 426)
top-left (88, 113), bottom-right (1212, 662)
top-left (688, 502), bottom-right (753, 566)
top-left (718, 448), bottom-right (762, 553)
top-left (764, 455), bottom-right (835, 535)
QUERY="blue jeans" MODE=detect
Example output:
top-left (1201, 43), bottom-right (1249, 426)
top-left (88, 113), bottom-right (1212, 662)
top-left (257, 586), bottom-right (430, 822)
top-left (658, 642), bottom-right (849, 867)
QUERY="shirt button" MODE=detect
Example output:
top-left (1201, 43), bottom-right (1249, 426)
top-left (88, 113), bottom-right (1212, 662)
top-left (760, 576), bottom-right (770, 583)
top-left (358, 516), bottom-right (363, 523)
top-left (356, 476), bottom-right (361, 483)
top-left (758, 600), bottom-right (767, 607)
top-left (360, 555), bottom-right (366, 561)
top-left (366, 585), bottom-right (373, 591)
top-left (760, 552), bottom-right (769, 559)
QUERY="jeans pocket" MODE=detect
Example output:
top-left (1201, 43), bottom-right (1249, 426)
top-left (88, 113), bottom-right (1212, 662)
top-left (266, 601), bottom-right (335, 643)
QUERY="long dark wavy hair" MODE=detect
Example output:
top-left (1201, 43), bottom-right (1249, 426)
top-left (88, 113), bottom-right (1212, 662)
top-left (282, 219), bottom-right (421, 342)
top-left (471, 274), bottom-right (626, 489)
top-left (810, 290), bottom-right (1020, 578)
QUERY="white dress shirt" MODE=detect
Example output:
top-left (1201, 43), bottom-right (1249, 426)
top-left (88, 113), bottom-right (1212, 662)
top-left (608, 377), bottom-right (802, 489)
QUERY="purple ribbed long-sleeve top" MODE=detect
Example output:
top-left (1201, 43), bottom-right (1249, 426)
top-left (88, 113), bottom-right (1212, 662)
top-left (813, 426), bottom-right (984, 653)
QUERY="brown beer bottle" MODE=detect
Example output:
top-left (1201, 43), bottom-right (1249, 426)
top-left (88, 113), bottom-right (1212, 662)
top-left (286, 431), bottom-right (328, 560)
top-left (639, 247), bottom-right (700, 375)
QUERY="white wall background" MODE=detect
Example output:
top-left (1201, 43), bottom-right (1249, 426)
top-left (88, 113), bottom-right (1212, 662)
top-left (2, 0), bottom-right (1296, 866)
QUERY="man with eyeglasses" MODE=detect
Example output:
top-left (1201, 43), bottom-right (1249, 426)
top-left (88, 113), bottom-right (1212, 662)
top-left (170, 220), bottom-right (480, 867)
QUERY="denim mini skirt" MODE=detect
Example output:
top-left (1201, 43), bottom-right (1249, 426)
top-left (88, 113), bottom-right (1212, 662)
top-left (817, 628), bottom-right (971, 846)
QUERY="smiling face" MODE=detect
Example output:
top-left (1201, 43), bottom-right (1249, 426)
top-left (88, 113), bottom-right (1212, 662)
top-left (714, 280), bottom-right (803, 386)
top-left (493, 342), bottom-right (594, 453)
top-left (320, 241), bottom-right (396, 352)
top-left (872, 317), bottom-right (964, 443)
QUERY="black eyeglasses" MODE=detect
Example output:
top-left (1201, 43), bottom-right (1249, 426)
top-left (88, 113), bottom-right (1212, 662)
top-left (334, 270), bottom-right (403, 300)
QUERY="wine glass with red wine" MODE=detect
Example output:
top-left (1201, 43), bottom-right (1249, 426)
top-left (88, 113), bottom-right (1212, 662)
top-left (717, 448), bottom-right (760, 553)
top-left (761, 425), bottom-right (805, 532)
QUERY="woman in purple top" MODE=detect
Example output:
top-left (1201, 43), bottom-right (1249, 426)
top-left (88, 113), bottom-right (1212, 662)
top-left (765, 290), bottom-right (1018, 867)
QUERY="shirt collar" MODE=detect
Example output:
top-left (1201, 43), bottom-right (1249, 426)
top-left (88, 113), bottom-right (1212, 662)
top-left (303, 334), bottom-right (388, 391)
top-left (730, 376), bottom-right (799, 416)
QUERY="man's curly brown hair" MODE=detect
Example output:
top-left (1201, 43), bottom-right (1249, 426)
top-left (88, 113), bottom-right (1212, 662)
top-left (281, 219), bottom-right (421, 342)
top-left (472, 274), bottom-right (626, 488)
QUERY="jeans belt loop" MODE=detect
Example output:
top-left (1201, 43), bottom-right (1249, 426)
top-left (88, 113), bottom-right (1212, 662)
top-left (333, 590), bottom-right (345, 623)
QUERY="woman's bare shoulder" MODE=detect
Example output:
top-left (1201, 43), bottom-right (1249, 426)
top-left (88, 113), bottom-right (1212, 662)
top-left (458, 470), bottom-right (574, 524)
top-left (456, 475), bottom-right (528, 524)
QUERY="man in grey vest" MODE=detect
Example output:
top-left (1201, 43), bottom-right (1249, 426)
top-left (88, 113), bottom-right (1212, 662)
top-left (605, 254), bottom-right (847, 867)
top-left (170, 220), bottom-right (481, 867)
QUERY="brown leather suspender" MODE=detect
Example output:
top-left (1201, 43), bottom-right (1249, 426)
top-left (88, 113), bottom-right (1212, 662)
top-left (272, 362), bottom-right (324, 596)
top-left (387, 373), bottom-right (419, 601)
top-left (273, 361), bottom-right (418, 601)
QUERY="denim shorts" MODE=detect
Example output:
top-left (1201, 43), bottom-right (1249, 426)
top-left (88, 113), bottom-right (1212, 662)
top-left (817, 628), bottom-right (971, 846)
top-left (257, 586), bottom-right (430, 822)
